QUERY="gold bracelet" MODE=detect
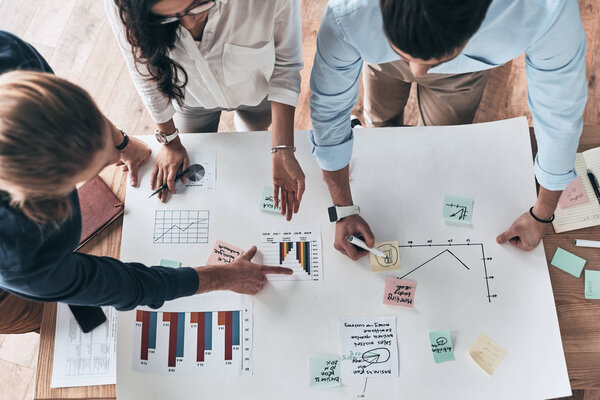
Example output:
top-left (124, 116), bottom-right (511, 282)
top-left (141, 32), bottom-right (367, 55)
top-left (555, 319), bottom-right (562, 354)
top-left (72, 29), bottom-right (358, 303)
top-left (271, 145), bottom-right (296, 154)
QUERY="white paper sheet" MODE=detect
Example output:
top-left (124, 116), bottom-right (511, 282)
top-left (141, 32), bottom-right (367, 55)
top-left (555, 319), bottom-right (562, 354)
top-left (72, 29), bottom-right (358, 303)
top-left (50, 304), bottom-right (116, 388)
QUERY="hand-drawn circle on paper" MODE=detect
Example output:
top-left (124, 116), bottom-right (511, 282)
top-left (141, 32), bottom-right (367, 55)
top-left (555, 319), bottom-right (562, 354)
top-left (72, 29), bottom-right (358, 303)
top-left (435, 337), bottom-right (448, 346)
top-left (187, 164), bottom-right (206, 182)
top-left (362, 348), bottom-right (391, 364)
top-left (375, 243), bottom-right (399, 267)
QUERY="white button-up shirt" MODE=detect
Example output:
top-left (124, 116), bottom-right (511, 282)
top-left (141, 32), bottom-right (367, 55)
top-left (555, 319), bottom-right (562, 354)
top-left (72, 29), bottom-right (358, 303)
top-left (105, 0), bottom-right (303, 123)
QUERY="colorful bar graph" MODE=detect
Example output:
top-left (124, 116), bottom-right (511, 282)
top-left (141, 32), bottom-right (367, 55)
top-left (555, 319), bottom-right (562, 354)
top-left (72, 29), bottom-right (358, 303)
top-left (296, 241), bottom-right (310, 274)
top-left (224, 311), bottom-right (233, 361)
top-left (232, 311), bottom-right (240, 346)
top-left (196, 312), bottom-right (206, 362)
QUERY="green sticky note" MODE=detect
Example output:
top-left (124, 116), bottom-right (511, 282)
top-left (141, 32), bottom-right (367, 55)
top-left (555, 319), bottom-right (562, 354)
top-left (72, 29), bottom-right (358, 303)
top-left (430, 330), bottom-right (455, 363)
top-left (258, 186), bottom-right (281, 214)
top-left (585, 270), bottom-right (600, 299)
top-left (443, 195), bottom-right (473, 226)
top-left (551, 247), bottom-right (586, 278)
top-left (309, 355), bottom-right (341, 388)
top-left (160, 259), bottom-right (181, 268)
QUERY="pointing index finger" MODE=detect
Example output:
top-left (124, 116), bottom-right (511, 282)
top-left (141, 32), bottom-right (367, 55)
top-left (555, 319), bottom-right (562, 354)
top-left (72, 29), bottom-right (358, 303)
top-left (260, 265), bottom-right (294, 275)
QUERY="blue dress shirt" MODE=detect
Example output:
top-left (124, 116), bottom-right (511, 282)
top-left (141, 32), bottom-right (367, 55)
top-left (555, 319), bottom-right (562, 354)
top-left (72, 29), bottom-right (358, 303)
top-left (309, 0), bottom-right (587, 190)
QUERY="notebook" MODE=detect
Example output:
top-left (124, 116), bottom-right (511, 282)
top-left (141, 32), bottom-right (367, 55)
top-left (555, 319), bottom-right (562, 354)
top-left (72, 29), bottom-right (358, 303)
top-left (553, 147), bottom-right (600, 233)
top-left (76, 176), bottom-right (124, 249)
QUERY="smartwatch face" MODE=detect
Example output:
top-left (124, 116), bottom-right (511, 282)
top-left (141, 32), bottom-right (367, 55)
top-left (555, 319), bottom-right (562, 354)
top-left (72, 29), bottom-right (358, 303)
top-left (155, 131), bottom-right (167, 144)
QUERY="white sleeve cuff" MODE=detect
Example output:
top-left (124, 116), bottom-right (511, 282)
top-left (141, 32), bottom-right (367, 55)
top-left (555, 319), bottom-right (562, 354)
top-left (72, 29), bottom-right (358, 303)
top-left (533, 154), bottom-right (576, 190)
top-left (268, 86), bottom-right (300, 108)
top-left (309, 130), bottom-right (354, 171)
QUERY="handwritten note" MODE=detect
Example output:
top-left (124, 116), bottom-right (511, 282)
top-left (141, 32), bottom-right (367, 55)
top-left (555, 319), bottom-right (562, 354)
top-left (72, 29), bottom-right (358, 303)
top-left (585, 270), bottom-right (600, 299)
top-left (206, 240), bottom-right (244, 265)
top-left (339, 316), bottom-right (398, 377)
top-left (443, 195), bottom-right (474, 226)
top-left (309, 355), bottom-right (341, 388)
top-left (370, 241), bottom-right (401, 272)
top-left (258, 186), bottom-right (281, 214)
top-left (469, 334), bottom-right (507, 375)
top-left (159, 259), bottom-right (181, 268)
top-left (550, 247), bottom-right (586, 278)
top-left (383, 277), bottom-right (416, 307)
top-left (558, 177), bottom-right (589, 209)
top-left (429, 330), bottom-right (455, 363)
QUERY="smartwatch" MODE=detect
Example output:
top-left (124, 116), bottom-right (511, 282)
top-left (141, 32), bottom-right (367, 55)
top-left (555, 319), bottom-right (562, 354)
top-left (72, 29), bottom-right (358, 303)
top-left (328, 205), bottom-right (360, 222)
top-left (155, 128), bottom-right (180, 144)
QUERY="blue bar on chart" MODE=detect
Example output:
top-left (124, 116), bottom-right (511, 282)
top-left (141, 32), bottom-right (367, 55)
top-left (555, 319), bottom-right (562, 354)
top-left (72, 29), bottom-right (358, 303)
top-left (176, 312), bottom-right (185, 358)
top-left (205, 311), bottom-right (212, 351)
top-left (148, 311), bottom-right (157, 350)
top-left (232, 311), bottom-right (240, 346)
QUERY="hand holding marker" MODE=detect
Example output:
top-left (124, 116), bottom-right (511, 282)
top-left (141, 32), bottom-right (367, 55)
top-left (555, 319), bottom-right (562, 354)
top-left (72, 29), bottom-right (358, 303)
top-left (348, 235), bottom-right (389, 262)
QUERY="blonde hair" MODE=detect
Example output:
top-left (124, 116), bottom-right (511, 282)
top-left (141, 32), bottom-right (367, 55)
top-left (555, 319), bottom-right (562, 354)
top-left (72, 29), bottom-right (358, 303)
top-left (0, 71), bottom-right (106, 224)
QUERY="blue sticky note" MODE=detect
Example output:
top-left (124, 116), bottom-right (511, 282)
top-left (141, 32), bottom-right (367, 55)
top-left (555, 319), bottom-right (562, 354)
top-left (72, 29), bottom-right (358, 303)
top-left (585, 270), bottom-right (600, 299)
top-left (309, 355), bottom-right (341, 388)
top-left (160, 259), bottom-right (181, 268)
top-left (443, 195), bottom-right (473, 226)
top-left (258, 186), bottom-right (281, 214)
top-left (430, 330), bottom-right (455, 363)
top-left (551, 247), bottom-right (586, 278)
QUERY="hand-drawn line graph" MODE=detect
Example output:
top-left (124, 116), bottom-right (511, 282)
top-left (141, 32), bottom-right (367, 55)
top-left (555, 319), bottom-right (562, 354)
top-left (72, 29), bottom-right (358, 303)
top-left (153, 210), bottom-right (209, 244)
top-left (398, 241), bottom-right (496, 302)
top-left (445, 203), bottom-right (468, 220)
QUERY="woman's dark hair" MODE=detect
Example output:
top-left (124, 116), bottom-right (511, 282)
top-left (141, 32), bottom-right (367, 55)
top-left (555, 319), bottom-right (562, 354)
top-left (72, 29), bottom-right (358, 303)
top-left (116, 0), bottom-right (188, 103)
top-left (380, 0), bottom-right (493, 60)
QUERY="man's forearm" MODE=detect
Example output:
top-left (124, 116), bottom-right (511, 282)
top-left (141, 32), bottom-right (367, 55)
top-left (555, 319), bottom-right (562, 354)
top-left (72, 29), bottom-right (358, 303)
top-left (533, 186), bottom-right (562, 220)
top-left (323, 165), bottom-right (353, 206)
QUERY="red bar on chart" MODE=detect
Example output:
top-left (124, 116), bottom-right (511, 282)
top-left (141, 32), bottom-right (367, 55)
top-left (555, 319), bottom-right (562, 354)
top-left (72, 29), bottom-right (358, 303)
top-left (197, 312), bottom-right (206, 362)
top-left (168, 312), bottom-right (178, 368)
top-left (136, 310), bottom-right (144, 322)
top-left (225, 311), bottom-right (233, 361)
top-left (141, 311), bottom-right (150, 360)
top-left (190, 312), bottom-right (198, 324)
top-left (218, 311), bottom-right (226, 325)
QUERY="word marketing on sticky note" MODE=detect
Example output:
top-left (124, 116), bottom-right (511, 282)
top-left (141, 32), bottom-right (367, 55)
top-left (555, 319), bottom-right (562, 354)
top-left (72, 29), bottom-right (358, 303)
top-left (370, 241), bottom-right (401, 272)
top-left (585, 270), bottom-right (600, 299)
top-left (443, 195), bottom-right (474, 226)
top-left (383, 277), bottom-right (416, 307)
top-left (206, 240), bottom-right (244, 265)
top-left (309, 355), bottom-right (341, 388)
top-left (429, 330), bottom-right (455, 363)
top-left (469, 333), bottom-right (507, 375)
top-left (550, 247), bottom-right (586, 278)
top-left (558, 176), bottom-right (589, 209)
top-left (258, 186), bottom-right (281, 214)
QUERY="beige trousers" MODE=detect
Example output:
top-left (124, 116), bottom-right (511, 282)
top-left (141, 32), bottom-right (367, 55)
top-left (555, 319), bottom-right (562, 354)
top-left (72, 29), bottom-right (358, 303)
top-left (363, 60), bottom-right (490, 127)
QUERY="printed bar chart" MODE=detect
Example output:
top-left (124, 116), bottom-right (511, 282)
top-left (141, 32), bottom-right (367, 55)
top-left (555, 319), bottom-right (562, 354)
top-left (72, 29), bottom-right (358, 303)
top-left (261, 226), bottom-right (321, 282)
top-left (132, 308), bottom-right (251, 376)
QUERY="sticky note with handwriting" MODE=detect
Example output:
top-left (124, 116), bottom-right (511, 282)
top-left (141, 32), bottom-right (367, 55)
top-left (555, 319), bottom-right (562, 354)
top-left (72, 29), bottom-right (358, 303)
top-left (469, 333), bottom-right (507, 375)
top-left (430, 330), bottom-right (455, 363)
top-left (339, 316), bottom-right (398, 377)
top-left (585, 270), bottom-right (600, 299)
top-left (370, 241), bottom-right (401, 272)
top-left (558, 177), bottom-right (589, 209)
top-left (206, 240), bottom-right (244, 265)
top-left (383, 277), bottom-right (415, 307)
top-left (258, 186), bottom-right (281, 214)
top-left (443, 195), bottom-right (473, 226)
top-left (159, 259), bottom-right (181, 268)
top-left (309, 355), bottom-right (341, 388)
top-left (550, 247), bottom-right (586, 278)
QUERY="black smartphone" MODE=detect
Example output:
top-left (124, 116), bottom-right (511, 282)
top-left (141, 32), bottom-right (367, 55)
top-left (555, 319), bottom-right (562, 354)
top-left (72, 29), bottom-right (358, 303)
top-left (68, 305), bottom-right (108, 333)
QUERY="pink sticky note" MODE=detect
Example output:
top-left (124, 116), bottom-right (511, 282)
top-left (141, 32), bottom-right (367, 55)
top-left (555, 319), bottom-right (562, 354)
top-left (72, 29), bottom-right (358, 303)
top-left (558, 177), bottom-right (589, 209)
top-left (383, 277), bottom-right (416, 307)
top-left (206, 240), bottom-right (244, 265)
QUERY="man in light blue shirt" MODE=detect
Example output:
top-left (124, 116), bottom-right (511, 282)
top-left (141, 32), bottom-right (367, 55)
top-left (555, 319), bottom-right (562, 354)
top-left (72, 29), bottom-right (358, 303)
top-left (310, 0), bottom-right (587, 259)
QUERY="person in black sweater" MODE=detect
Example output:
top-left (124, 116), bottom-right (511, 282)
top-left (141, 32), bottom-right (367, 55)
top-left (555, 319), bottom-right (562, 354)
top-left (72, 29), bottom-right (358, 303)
top-left (0, 31), bottom-right (291, 334)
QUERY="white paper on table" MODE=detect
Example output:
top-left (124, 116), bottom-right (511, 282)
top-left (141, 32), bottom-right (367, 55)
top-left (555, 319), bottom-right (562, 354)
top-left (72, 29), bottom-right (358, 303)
top-left (339, 316), bottom-right (398, 377)
top-left (174, 150), bottom-right (216, 194)
top-left (50, 303), bottom-right (117, 388)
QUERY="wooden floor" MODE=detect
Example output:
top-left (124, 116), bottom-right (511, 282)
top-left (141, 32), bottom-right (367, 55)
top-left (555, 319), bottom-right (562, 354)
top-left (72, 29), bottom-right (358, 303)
top-left (0, 0), bottom-right (598, 399)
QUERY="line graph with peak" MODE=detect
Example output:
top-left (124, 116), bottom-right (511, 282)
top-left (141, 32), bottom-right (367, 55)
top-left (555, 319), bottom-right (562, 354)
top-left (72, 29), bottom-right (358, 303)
top-left (397, 240), bottom-right (497, 303)
top-left (153, 210), bottom-right (210, 244)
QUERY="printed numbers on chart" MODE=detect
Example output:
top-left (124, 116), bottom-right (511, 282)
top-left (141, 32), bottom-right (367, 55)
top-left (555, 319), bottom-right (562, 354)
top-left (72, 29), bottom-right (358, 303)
top-left (218, 326), bottom-right (224, 331)
top-left (168, 368), bottom-right (175, 373)
top-left (196, 363), bottom-right (204, 367)
top-left (226, 361), bottom-right (232, 365)
top-left (140, 361), bottom-right (147, 366)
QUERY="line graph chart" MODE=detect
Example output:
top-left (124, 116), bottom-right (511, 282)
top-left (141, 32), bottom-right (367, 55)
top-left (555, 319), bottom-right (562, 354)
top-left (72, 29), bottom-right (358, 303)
top-left (153, 210), bottom-right (210, 244)
top-left (398, 240), bottom-right (496, 303)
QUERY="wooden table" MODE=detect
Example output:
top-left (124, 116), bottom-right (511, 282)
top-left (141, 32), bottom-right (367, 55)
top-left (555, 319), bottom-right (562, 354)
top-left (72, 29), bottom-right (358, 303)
top-left (34, 127), bottom-right (600, 399)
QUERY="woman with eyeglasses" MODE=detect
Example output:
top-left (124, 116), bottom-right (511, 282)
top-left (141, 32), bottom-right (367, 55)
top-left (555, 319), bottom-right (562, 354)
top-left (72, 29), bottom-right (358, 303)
top-left (104, 0), bottom-right (305, 220)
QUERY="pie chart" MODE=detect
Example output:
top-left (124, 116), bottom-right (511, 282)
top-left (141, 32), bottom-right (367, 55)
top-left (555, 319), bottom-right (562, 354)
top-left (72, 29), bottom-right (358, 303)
top-left (187, 164), bottom-right (206, 182)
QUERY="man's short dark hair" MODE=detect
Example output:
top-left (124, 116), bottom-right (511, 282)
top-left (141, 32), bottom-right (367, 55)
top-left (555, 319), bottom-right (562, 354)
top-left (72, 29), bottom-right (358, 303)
top-left (380, 0), bottom-right (493, 60)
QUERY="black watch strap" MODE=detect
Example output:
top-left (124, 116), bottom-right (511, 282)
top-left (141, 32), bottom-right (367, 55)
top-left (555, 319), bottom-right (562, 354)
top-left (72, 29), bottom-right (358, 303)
top-left (116, 129), bottom-right (129, 151)
top-left (529, 206), bottom-right (555, 223)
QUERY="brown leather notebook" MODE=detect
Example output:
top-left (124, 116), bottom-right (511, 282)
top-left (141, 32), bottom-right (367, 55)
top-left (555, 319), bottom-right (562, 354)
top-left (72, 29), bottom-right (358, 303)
top-left (76, 176), bottom-right (124, 250)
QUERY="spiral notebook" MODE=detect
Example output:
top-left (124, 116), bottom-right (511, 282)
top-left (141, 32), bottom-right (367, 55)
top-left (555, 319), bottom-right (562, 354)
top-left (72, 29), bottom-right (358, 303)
top-left (553, 147), bottom-right (600, 233)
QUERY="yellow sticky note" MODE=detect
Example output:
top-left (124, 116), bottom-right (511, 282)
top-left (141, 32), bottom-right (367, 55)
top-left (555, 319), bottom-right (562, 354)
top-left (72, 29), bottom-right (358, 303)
top-left (469, 334), bottom-right (507, 375)
top-left (370, 241), bottom-right (401, 272)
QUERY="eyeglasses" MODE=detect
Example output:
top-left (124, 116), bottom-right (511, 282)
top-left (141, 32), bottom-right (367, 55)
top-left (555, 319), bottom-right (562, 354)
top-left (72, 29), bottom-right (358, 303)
top-left (152, 0), bottom-right (215, 25)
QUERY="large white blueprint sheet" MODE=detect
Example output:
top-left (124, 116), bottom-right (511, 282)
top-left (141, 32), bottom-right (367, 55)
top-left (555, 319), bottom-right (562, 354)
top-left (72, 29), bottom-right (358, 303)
top-left (117, 117), bottom-right (570, 399)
